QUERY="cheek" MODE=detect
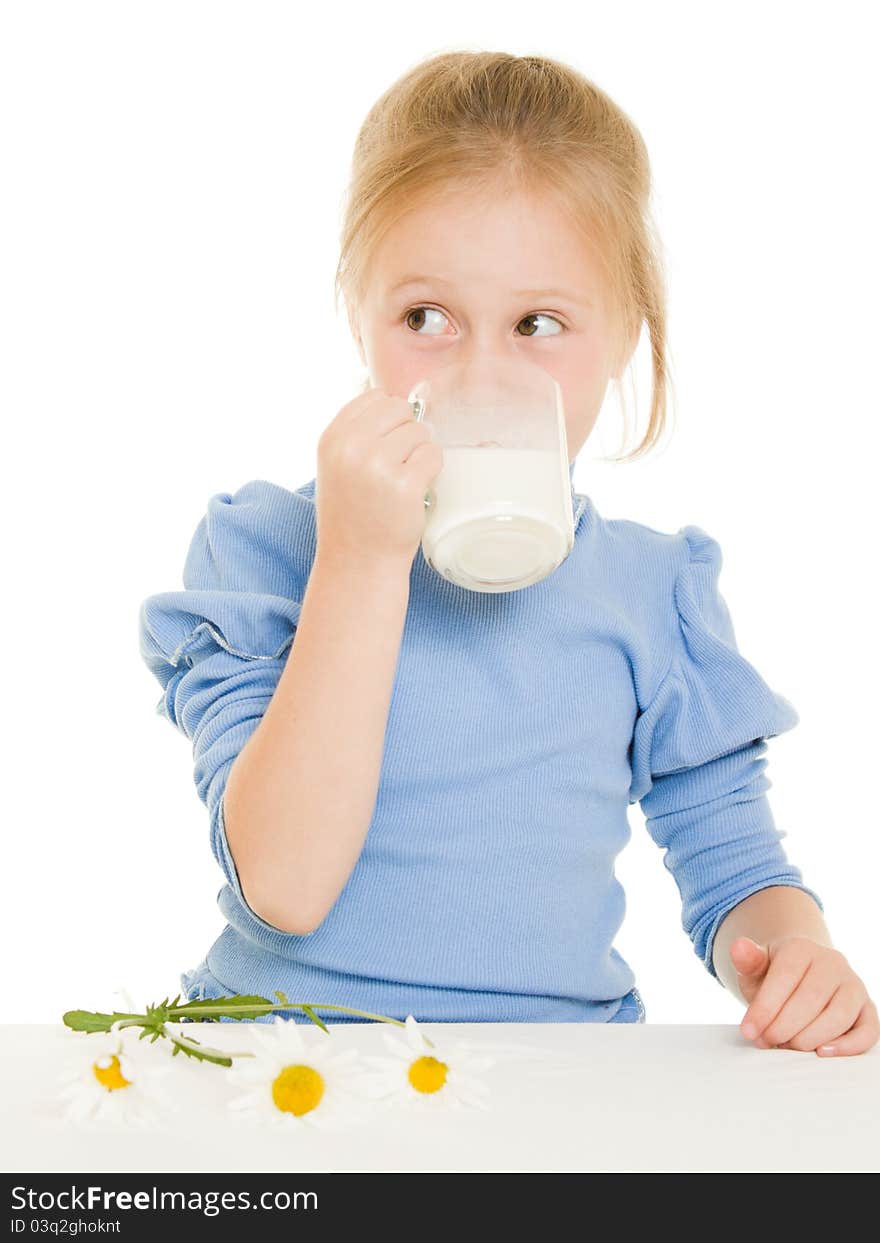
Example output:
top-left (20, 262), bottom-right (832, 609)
top-left (554, 347), bottom-right (605, 397)
top-left (550, 347), bottom-right (613, 426)
top-left (364, 327), bottom-right (434, 397)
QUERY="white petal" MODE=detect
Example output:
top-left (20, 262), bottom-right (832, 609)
top-left (380, 1033), bottom-right (412, 1060)
top-left (404, 1016), bottom-right (432, 1050)
top-left (451, 1076), bottom-right (491, 1102)
top-left (324, 1048), bottom-right (362, 1069)
top-left (360, 1053), bottom-right (401, 1069)
top-left (458, 1055), bottom-right (497, 1074)
top-left (117, 1055), bottom-right (136, 1080)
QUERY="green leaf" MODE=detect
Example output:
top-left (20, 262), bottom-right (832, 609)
top-left (301, 1005), bottom-right (330, 1035)
top-left (165, 1030), bottom-right (254, 1067)
top-left (63, 1009), bottom-right (144, 1034)
top-left (169, 994), bottom-right (280, 1022)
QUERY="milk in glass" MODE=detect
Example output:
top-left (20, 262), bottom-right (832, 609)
top-left (421, 445), bottom-right (573, 591)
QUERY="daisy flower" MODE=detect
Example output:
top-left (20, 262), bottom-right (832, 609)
top-left (46, 1024), bottom-right (177, 1130)
top-left (224, 1015), bottom-right (372, 1132)
top-left (361, 1015), bottom-right (497, 1112)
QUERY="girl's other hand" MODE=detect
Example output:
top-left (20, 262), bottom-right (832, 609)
top-left (315, 388), bottom-right (443, 570)
top-left (732, 936), bottom-right (879, 1056)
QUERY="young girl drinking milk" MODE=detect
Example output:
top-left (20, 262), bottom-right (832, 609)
top-left (139, 51), bottom-right (877, 1054)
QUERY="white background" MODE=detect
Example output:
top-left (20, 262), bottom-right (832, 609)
top-left (3, 1), bottom-right (877, 1026)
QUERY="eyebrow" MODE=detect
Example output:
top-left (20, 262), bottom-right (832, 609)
top-left (387, 275), bottom-right (591, 306)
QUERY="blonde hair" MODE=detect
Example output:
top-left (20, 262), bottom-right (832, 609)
top-left (334, 50), bottom-right (677, 463)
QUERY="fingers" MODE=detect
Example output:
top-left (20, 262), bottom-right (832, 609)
top-left (382, 419), bottom-right (438, 464)
top-left (772, 980), bottom-right (858, 1051)
top-left (337, 388), bottom-right (413, 432)
top-left (736, 938), bottom-right (880, 1057)
top-left (740, 941), bottom-right (813, 1041)
top-left (366, 399), bottom-right (423, 440)
top-left (401, 437), bottom-right (444, 481)
top-left (813, 998), bottom-right (880, 1057)
top-left (748, 960), bottom-right (841, 1047)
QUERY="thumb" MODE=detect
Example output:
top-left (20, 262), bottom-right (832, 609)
top-left (729, 936), bottom-right (769, 976)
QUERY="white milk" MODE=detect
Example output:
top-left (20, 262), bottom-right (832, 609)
top-left (421, 446), bottom-right (574, 592)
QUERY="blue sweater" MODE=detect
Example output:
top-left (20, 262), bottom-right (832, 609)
top-left (138, 462), bottom-right (823, 1025)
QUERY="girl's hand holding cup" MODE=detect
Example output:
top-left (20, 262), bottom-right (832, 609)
top-left (315, 389), bottom-right (443, 572)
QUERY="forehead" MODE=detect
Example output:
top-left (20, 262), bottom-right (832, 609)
top-left (370, 185), bottom-right (602, 298)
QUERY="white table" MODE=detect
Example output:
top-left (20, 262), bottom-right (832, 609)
top-left (3, 1023), bottom-right (878, 1173)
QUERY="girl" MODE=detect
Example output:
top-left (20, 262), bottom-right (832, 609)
top-left (139, 51), bottom-right (877, 1054)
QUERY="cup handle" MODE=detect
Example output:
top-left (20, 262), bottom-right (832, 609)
top-left (409, 396), bottom-right (433, 508)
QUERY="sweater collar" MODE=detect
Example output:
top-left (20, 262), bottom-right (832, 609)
top-left (569, 459), bottom-right (579, 523)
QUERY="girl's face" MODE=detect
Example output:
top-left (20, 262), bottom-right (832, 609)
top-left (348, 183), bottom-right (634, 461)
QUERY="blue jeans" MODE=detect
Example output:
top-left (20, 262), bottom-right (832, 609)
top-left (610, 986), bottom-right (646, 1023)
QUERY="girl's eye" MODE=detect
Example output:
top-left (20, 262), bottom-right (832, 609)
top-left (402, 306), bottom-right (565, 337)
top-left (516, 313), bottom-right (564, 338)
top-left (404, 306), bottom-right (449, 335)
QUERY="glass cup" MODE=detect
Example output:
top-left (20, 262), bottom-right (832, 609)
top-left (408, 356), bottom-right (573, 593)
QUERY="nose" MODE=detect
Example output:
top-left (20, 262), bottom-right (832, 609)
top-left (425, 345), bottom-right (529, 383)
top-left (458, 337), bottom-right (522, 370)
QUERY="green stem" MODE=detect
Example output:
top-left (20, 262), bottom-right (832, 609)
top-left (166, 1000), bottom-right (436, 1047)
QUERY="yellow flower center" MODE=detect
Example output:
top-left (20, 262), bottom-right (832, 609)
top-left (92, 1054), bottom-right (131, 1092)
top-left (271, 1063), bottom-right (325, 1116)
top-left (408, 1055), bottom-right (449, 1094)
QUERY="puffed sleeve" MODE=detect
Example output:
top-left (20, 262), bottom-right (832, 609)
top-left (629, 525), bottom-right (824, 985)
top-left (138, 481), bottom-right (306, 931)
